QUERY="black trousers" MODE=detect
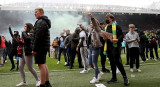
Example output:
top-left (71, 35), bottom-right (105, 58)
top-left (108, 46), bottom-right (126, 79)
top-left (100, 46), bottom-right (107, 70)
top-left (9, 47), bottom-right (18, 68)
top-left (145, 44), bottom-right (150, 59)
top-left (58, 47), bottom-right (67, 62)
top-left (129, 47), bottom-right (140, 69)
top-left (139, 45), bottom-right (146, 61)
top-left (70, 47), bottom-right (82, 67)
top-left (150, 44), bottom-right (159, 59)
top-left (126, 44), bottom-right (130, 64)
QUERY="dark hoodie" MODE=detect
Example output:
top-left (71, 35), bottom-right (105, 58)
top-left (71, 27), bottom-right (80, 48)
top-left (9, 28), bottom-right (20, 48)
top-left (139, 31), bottom-right (147, 48)
top-left (33, 16), bottom-right (51, 53)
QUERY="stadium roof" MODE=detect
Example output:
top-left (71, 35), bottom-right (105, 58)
top-left (0, 0), bottom-right (160, 14)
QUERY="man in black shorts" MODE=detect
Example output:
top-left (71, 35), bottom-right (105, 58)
top-left (32, 8), bottom-right (52, 87)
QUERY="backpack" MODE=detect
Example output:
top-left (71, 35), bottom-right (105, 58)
top-left (53, 40), bottom-right (59, 47)
top-left (151, 39), bottom-right (156, 44)
top-left (91, 30), bottom-right (102, 49)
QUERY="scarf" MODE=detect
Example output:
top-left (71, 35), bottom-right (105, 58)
top-left (103, 22), bottom-right (117, 55)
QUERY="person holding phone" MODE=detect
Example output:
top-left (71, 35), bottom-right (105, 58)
top-left (126, 24), bottom-right (141, 73)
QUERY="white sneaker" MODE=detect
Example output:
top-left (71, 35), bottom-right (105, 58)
top-left (98, 72), bottom-right (104, 80)
top-left (137, 69), bottom-right (141, 72)
top-left (106, 57), bottom-right (108, 60)
top-left (90, 77), bottom-right (99, 83)
top-left (80, 70), bottom-right (88, 74)
top-left (130, 68), bottom-right (134, 72)
top-left (57, 61), bottom-right (60, 64)
top-left (16, 82), bottom-right (27, 87)
top-left (88, 68), bottom-right (90, 72)
top-left (141, 61), bottom-right (145, 63)
top-left (64, 62), bottom-right (67, 65)
top-left (36, 80), bottom-right (40, 87)
top-left (116, 68), bottom-right (120, 74)
top-left (146, 59), bottom-right (149, 60)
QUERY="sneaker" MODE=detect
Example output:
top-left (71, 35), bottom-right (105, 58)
top-left (141, 61), bottom-right (145, 63)
top-left (0, 64), bottom-right (4, 67)
top-left (106, 57), bottom-right (108, 59)
top-left (90, 77), bottom-right (99, 83)
top-left (123, 76), bottom-right (129, 86)
top-left (68, 66), bottom-right (73, 70)
top-left (146, 58), bottom-right (149, 60)
top-left (39, 84), bottom-right (45, 87)
top-left (45, 82), bottom-right (52, 87)
top-left (125, 63), bottom-right (129, 65)
top-left (102, 68), bottom-right (110, 73)
top-left (10, 66), bottom-right (15, 71)
top-left (137, 69), bottom-right (141, 72)
top-left (130, 68), bottom-right (134, 72)
top-left (88, 68), bottom-right (90, 72)
top-left (16, 82), bottom-right (27, 87)
top-left (80, 70), bottom-right (88, 74)
top-left (116, 68), bottom-right (120, 74)
top-left (107, 78), bottom-right (118, 84)
top-left (36, 80), bottom-right (40, 87)
top-left (79, 65), bottom-right (84, 68)
top-left (64, 64), bottom-right (69, 66)
top-left (57, 61), bottom-right (60, 64)
top-left (98, 72), bottom-right (104, 80)
top-left (64, 62), bottom-right (67, 66)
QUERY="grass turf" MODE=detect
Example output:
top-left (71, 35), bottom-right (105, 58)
top-left (0, 49), bottom-right (160, 87)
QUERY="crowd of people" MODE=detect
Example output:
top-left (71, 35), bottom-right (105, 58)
top-left (0, 7), bottom-right (160, 87)
top-left (51, 13), bottom-right (160, 85)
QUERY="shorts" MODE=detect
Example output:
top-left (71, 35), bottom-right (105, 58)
top-left (34, 50), bottom-right (47, 64)
top-left (0, 48), bottom-right (5, 58)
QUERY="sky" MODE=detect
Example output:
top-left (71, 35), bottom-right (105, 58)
top-left (0, 0), bottom-right (160, 8)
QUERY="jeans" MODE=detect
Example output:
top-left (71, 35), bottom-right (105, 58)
top-left (88, 45), bottom-right (100, 78)
top-left (54, 46), bottom-right (59, 59)
top-left (100, 46), bottom-right (107, 70)
top-left (58, 47), bottom-right (67, 62)
top-left (66, 47), bottom-right (71, 65)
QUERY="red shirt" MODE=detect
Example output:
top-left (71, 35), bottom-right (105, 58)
top-left (0, 37), bottom-right (6, 48)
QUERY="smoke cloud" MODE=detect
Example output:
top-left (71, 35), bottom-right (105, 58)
top-left (0, 10), bottom-right (36, 41)
top-left (0, 11), bottom-right (89, 43)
